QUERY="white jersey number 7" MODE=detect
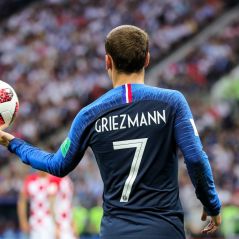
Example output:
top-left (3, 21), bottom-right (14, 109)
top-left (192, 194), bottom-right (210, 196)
top-left (113, 138), bottom-right (148, 202)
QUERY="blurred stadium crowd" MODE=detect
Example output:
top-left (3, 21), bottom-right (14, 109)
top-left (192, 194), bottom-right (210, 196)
top-left (0, 0), bottom-right (238, 238)
top-left (0, 0), bottom-right (226, 143)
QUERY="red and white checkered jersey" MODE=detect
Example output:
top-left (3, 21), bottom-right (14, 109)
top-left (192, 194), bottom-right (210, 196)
top-left (23, 173), bottom-right (75, 239)
top-left (23, 173), bottom-right (59, 231)
top-left (54, 176), bottom-right (75, 239)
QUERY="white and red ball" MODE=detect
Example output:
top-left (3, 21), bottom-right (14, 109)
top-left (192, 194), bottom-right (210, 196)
top-left (0, 81), bottom-right (19, 130)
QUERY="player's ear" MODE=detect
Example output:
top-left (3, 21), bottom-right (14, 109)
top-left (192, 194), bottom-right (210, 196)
top-left (144, 52), bottom-right (150, 68)
top-left (105, 54), bottom-right (113, 70)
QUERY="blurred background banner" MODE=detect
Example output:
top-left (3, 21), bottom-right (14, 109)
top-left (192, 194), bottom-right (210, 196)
top-left (0, 0), bottom-right (238, 239)
top-left (0, 0), bottom-right (38, 21)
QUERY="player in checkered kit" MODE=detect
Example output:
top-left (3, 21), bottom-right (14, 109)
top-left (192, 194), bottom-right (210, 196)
top-left (53, 176), bottom-right (76, 239)
top-left (18, 171), bottom-right (75, 239)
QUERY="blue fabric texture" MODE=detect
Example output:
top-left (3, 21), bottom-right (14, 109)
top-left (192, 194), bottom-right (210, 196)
top-left (131, 86), bottom-right (221, 215)
top-left (8, 86), bottom-right (123, 176)
top-left (8, 83), bottom-right (221, 216)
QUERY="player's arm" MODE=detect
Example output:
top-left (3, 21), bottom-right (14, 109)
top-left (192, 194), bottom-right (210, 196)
top-left (173, 91), bottom-right (221, 233)
top-left (0, 109), bottom-right (91, 177)
top-left (17, 185), bottom-right (30, 234)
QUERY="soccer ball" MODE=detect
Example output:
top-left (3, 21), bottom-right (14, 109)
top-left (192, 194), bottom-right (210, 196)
top-left (0, 81), bottom-right (19, 130)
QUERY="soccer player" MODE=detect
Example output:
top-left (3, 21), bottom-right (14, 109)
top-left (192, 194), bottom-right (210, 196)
top-left (0, 25), bottom-right (221, 239)
top-left (18, 171), bottom-right (75, 239)
top-left (53, 176), bottom-right (76, 239)
top-left (18, 171), bottom-right (59, 239)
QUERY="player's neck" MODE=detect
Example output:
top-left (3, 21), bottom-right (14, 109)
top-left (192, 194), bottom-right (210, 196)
top-left (112, 70), bottom-right (145, 88)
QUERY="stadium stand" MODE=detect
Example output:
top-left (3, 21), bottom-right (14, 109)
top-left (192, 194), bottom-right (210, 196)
top-left (0, 0), bottom-right (37, 21)
top-left (0, 0), bottom-right (228, 163)
top-left (0, 0), bottom-right (238, 238)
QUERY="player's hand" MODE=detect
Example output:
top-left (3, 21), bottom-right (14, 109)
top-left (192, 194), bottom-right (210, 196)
top-left (0, 130), bottom-right (15, 147)
top-left (201, 208), bottom-right (221, 234)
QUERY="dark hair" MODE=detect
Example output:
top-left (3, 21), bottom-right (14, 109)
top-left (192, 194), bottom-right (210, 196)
top-left (105, 25), bottom-right (149, 74)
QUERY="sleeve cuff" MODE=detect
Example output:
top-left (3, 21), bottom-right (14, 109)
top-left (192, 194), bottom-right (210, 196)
top-left (8, 138), bottom-right (26, 153)
top-left (204, 203), bottom-right (221, 216)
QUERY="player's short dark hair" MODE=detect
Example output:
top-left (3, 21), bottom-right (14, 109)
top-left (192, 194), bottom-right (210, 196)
top-left (105, 25), bottom-right (149, 74)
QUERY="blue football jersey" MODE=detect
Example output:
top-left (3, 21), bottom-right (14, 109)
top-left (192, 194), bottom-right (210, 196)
top-left (9, 83), bottom-right (221, 239)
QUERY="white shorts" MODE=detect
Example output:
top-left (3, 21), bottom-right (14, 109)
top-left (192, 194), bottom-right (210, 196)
top-left (30, 222), bottom-right (55, 239)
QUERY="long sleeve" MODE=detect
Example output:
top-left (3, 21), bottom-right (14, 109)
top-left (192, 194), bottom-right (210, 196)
top-left (8, 109), bottom-right (92, 177)
top-left (174, 91), bottom-right (221, 216)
